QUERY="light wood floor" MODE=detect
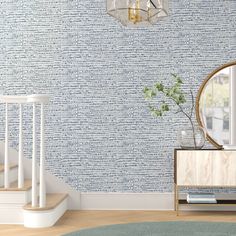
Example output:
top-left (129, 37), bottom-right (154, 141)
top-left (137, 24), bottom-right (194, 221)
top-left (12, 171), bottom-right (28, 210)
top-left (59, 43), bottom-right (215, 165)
top-left (0, 211), bottom-right (236, 236)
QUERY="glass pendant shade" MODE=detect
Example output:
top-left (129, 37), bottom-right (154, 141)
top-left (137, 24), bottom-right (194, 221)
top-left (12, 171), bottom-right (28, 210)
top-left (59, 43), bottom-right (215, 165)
top-left (107, 0), bottom-right (168, 27)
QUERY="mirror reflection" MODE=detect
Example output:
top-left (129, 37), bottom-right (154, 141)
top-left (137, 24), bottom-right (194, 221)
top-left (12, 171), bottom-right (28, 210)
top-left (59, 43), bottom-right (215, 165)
top-left (199, 63), bottom-right (236, 147)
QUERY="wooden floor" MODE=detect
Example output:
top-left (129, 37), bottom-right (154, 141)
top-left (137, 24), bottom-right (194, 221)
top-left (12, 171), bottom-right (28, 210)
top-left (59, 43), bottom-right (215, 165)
top-left (0, 211), bottom-right (236, 236)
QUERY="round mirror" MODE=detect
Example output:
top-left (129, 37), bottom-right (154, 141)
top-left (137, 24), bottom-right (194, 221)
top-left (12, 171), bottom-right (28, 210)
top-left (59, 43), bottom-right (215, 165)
top-left (196, 61), bottom-right (236, 149)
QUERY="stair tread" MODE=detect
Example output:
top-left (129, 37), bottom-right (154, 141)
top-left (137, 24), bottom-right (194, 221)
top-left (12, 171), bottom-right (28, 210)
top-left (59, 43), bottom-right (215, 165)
top-left (24, 193), bottom-right (68, 211)
top-left (0, 163), bottom-right (18, 172)
top-left (0, 179), bottom-right (32, 191)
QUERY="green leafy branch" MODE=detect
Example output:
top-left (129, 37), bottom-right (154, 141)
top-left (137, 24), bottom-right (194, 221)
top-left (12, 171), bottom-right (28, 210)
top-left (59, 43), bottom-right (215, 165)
top-left (143, 74), bottom-right (191, 116)
top-left (143, 74), bottom-right (196, 147)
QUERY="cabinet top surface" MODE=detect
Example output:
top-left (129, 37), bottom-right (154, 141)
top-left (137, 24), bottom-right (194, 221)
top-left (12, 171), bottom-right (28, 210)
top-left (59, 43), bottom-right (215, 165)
top-left (175, 149), bottom-right (225, 151)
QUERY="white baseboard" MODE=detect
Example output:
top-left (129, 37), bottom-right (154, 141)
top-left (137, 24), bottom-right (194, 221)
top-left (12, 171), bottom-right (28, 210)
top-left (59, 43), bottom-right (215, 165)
top-left (80, 193), bottom-right (174, 210)
top-left (80, 192), bottom-right (236, 211)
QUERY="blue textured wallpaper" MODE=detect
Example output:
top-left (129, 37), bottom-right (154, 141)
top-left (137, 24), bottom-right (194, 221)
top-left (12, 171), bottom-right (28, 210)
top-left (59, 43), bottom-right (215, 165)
top-left (0, 0), bottom-right (235, 192)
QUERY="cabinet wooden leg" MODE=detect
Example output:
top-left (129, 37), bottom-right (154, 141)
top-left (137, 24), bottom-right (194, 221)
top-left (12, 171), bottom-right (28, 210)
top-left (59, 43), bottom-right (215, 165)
top-left (174, 184), bottom-right (176, 211)
top-left (175, 185), bottom-right (179, 216)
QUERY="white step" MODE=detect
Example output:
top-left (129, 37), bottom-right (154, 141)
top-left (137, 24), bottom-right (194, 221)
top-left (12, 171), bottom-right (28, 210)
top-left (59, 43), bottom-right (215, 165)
top-left (23, 194), bottom-right (68, 228)
top-left (0, 164), bottom-right (18, 187)
top-left (0, 179), bottom-right (34, 204)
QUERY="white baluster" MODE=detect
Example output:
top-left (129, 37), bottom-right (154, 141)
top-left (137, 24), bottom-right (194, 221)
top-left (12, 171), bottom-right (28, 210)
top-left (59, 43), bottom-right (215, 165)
top-left (4, 103), bottom-right (9, 188)
top-left (18, 104), bottom-right (24, 188)
top-left (32, 103), bottom-right (37, 207)
top-left (39, 103), bottom-right (46, 208)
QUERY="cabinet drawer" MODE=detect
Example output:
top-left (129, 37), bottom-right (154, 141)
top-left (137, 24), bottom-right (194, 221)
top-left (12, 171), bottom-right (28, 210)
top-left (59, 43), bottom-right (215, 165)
top-left (176, 150), bottom-right (236, 186)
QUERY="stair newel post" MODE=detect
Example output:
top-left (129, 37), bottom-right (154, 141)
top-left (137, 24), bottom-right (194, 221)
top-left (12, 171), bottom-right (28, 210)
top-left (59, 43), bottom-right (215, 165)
top-left (4, 102), bottom-right (9, 188)
top-left (32, 102), bottom-right (38, 207)
top-left (39, 102), bottom-right (46, 208)
top-left (18, 103), bottom-right (24, 188)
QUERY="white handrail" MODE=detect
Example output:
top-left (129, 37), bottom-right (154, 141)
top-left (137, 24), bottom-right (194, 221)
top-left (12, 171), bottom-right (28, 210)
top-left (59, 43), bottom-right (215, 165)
top-left (0, 94), bottom-right (49, 208)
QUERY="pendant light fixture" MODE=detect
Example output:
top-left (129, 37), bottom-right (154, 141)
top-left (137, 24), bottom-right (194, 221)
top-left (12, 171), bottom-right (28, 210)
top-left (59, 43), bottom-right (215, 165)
top-left (107, 0), bottom-right (169, 27)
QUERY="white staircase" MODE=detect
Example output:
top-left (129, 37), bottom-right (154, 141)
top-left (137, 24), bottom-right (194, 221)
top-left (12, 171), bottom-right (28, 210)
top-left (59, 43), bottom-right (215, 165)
top-left (0, 164), bottom-right (68, 227)
top-left (0, 95), bottom-right (77, 228)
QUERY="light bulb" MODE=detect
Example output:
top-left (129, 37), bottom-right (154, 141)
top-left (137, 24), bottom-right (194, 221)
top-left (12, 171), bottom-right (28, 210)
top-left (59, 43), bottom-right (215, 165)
top-left (128, 0), bottom-right (142, 24)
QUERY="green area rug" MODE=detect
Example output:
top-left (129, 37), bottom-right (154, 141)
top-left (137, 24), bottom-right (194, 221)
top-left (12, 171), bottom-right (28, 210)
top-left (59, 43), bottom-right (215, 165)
top-left (64, 221), bottom-right (236, 236)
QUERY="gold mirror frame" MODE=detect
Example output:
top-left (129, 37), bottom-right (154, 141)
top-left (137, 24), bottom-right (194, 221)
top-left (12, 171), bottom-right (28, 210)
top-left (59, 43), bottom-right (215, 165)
top-left (196, 61), bottom-right (236, 149)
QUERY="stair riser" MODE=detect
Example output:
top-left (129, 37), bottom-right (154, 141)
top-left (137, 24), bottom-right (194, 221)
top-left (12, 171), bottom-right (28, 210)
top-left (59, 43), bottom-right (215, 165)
top-left (0, 190), bottom-right (32, 204)
top-left (0, 204), bottom-right (24, 224)
top-left (0, 167), bottom-right (18, 187)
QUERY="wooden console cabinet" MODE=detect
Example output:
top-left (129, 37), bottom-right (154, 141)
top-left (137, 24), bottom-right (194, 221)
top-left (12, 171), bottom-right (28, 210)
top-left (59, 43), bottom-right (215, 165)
top-left (174, 149), bottom-right (236, 215)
